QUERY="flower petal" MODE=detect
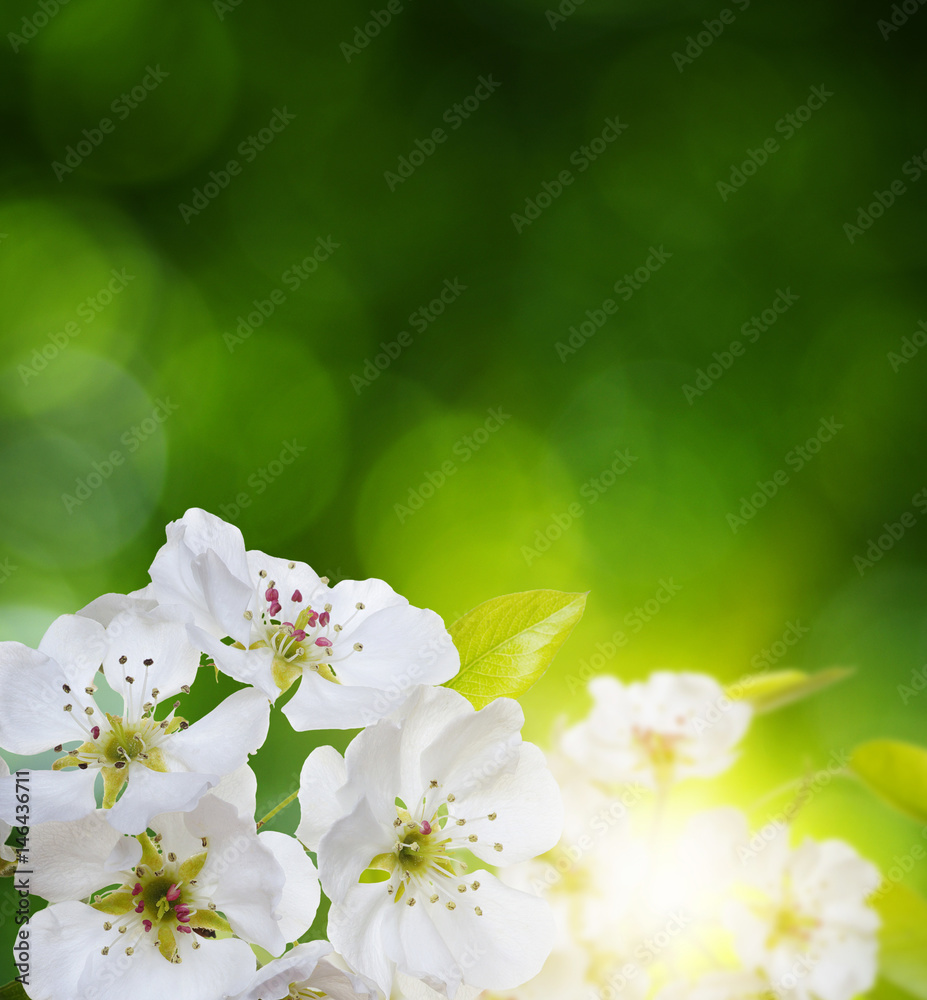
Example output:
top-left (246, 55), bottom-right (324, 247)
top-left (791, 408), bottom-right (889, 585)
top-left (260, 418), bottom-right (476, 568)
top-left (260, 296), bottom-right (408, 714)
top-left (426, 870), bottom-right (555, 991)
top-left (296, 745), bottom-right (349, 851)
top-left (336, 604), bottom-right (459, 689)
top-left (455, 741), bottom-right (563, 866)
top-left (0, 767), bottom-right (98, 826)
top-left (208, 763), bottom-right (258, 819)
top-left (257, 831), bottom-right (321, 942)
top-left (0, 643), bottom-right (90, 754)
top-left (105, 767), bottom-right (218, 834)
top-left (166, 688), bottom-right (270, 776)
top-left (102, 609), bottom-right (200, 704)
top-left (318, 796), bottom-right (395, 904)
top-left (76, 591), bottom-right (158, 627)
top-left (148, 507), bottom-right (252, 642)
top-left (26, 810), bottom-right (137, 902)
top-left (229, 941), bottom-right (379, 1000)
top-left (37, 614), bottom-right (108, 690)
top-left (185, 795), bottom-right (287, 955)
top-left (195, 629), bottom-right (278, 699)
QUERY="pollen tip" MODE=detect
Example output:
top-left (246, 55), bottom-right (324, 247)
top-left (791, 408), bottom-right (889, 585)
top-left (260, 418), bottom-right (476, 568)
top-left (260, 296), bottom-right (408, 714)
top-left (62, 684), bottom-right (71, 693)
top-left (446, 901), bottom-right (456, 910)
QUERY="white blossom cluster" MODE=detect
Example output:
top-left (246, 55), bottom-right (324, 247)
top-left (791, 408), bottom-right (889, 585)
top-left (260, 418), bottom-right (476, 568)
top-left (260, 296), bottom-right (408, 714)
top-left (493, 673), bottom-right (882, 1000)
top-left (0, 509), bottom-right (564, 1000)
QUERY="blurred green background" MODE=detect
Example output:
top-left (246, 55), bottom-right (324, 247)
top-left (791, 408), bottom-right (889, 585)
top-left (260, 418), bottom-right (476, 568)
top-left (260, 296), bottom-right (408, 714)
top-left (1, 0), bottom-right (925, 992)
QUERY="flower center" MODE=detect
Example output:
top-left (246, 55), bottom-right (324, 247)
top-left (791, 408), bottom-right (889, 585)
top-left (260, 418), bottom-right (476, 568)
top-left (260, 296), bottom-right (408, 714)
top-left (287, 986), bottom-right (327, 1000)
top-left (51, 662), bottom-right (188, 808)
top-left (90, 831), bottom-right (231, 964)
top-left (241, 571), bottom-right (366, 692)
top-left (632, 727), bottom-right (684, 769)
top-left (365, 787), bottom-right (502, 916)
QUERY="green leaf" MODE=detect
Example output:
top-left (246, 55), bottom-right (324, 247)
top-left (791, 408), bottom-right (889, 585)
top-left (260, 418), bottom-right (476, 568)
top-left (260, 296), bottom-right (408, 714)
top-left (726, 667), bottom-right (853, 714)
top-left (850, 740), bottom-right (927, 824)
top-left (873, 882), bottom-right (927, 1000)
top-left (0, 981), bottom-right (29, 999)
top-left (444, 590), bottom-right (587, 710)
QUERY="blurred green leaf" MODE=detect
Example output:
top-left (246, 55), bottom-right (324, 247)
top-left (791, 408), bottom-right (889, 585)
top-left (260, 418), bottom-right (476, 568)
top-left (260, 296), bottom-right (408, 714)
top-left (874, 883), bottom-right (927, 1000)
top-left (0, 981), bottom-right (28, 999)
top-left (445, 590), bottom-right (587, 710)
top-left (851, 740), bottom-right (927, 824)
top-left (727, 667), bottom-right (854, 714)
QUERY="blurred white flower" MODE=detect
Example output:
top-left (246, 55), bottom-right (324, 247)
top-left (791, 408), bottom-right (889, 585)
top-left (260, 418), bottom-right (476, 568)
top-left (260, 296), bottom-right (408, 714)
top-left (145, 508), bottom-right (460, 730)
top-left (561, 672), bottom-right (752, 788)
top-left (297, 685), bottom-right (562, 997)
top-left (655, 970), bottom-right (775, 1000)
top-left (725, 822), bottom-right (880, 1000)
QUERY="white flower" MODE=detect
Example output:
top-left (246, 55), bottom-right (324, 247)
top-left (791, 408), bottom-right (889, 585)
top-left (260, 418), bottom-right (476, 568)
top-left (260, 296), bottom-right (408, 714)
top-left (229, 941), bottom-right (378, 1000)
top-left (20, 791), bottom-right (319, 1000)
top-left (0, 607), bottom-right (270, 833)
top-left (297, 685), bottom-right (563, 997)
top-left (231, 945), bottom-right (484, 1000)
top-left (561, 672), bottom-right (752, 788)
top-left (725, 822), bottom-right (880, 1000)
top-left (145, 508), bottom-right (460, 730)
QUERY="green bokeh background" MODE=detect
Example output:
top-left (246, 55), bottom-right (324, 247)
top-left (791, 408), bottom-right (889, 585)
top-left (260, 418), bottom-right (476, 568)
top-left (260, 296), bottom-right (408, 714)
top-left (1, 0), bottom-right (925, 993)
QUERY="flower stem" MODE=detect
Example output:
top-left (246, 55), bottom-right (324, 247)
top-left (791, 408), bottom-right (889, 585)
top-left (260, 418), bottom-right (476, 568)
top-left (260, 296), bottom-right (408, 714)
top-left (256, 789), bottom-right (299, 829)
